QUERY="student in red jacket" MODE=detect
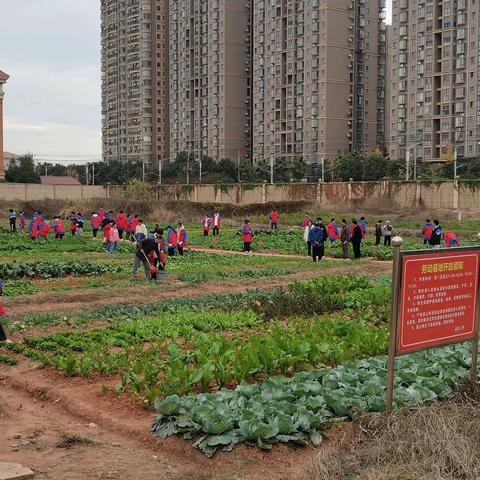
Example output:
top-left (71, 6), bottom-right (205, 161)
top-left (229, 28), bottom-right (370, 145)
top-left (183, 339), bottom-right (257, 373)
top-left (38, 219), bottom-right (51, 242)
top-left (116, 211), bottom-right (128, 239)
top-left (269, 208), bottom-right (279, 230)
top-left (202, 215), bottom-right (211, 236)
top-left (104, 221), bottom-right (113, 253)
top-left (69, 212), bottom-right (77, 237)
top-left (444, 230), bottom-right (460, 248)
top-left (166, 226), bottom-right (178, 256)
top-left (212, 212), bottom-right (221, 236)
top-left (53, 217), bottom-right (65, 239)
top-left (242, 220), bottom-right (253, 253)
top-left (422, 220), bottom-right (433, 245)
top-left (91, 212), bottom-right (101, 239)
top-left (129, 214), bottom-right (140, 242)
top-left (177, 222), bottom-right (188, 256)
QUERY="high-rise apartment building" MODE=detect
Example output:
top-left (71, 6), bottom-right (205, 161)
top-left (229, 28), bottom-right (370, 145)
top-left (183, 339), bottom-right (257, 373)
top-left (388, 0), bottom-right (480, 163)
top-left (169, 0), bottom-right (252, 161)
top-left (252, 0), bottom-right (387, 164)
top-left (101, 0), bottom-right (169, 164)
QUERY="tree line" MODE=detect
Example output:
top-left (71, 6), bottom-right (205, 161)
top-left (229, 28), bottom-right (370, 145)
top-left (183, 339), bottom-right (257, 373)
top-left (3, 150), bottom-right (469, 185)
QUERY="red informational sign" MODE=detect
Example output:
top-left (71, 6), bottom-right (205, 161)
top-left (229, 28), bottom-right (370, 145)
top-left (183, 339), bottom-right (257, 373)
top-left (398, 250), bottom-right (480, 354)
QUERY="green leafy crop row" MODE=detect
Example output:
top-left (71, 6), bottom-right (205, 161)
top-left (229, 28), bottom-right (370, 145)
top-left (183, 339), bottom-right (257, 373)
top-left (152, 342), bottom-right (475, 456)
top-left (0, 260), bottom-right (122, 279)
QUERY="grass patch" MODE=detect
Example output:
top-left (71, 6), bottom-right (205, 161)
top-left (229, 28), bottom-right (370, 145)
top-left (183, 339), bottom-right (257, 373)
top-left (304, 380), bottom-right (480, 480)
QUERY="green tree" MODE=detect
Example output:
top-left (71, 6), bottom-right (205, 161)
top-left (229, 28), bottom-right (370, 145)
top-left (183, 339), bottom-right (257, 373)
top-left (5, 154), bottom-right (40, 183)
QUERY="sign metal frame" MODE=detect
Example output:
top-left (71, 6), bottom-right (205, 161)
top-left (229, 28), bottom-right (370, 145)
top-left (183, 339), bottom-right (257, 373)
top-left (386, 243), bottom-right (480, 413)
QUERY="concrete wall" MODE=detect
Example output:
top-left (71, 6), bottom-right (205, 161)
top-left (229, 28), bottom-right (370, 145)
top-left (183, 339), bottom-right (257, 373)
top-left (1, 181), bottom-right (480, 213)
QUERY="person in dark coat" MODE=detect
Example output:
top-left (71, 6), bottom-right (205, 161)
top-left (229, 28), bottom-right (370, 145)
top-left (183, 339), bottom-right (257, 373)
top-left (351, 219), bottom-right (364, 259)
top-left (308, 221), bottom-right (325, 262)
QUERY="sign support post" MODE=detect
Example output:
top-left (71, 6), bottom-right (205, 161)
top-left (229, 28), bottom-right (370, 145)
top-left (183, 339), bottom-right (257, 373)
top-left (386, 236), bottom-right (403, 414)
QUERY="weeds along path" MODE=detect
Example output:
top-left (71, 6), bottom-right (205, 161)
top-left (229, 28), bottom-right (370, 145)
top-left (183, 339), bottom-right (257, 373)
top-left (0, 363), bottom-right (324, 480)
top-left (4, 261), bottom-right (392, 321)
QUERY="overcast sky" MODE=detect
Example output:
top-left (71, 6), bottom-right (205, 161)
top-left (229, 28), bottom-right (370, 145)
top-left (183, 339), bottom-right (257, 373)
top-left (0, 1), bottom-right (392, 161)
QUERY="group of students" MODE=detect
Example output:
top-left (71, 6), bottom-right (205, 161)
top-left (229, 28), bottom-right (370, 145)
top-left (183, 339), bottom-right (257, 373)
top-left (303, 215), bottom-right (366, 261)
top-left (202, 212), bottom-right (222, 236)
top-left (421, 219), bottom-right (459, 249)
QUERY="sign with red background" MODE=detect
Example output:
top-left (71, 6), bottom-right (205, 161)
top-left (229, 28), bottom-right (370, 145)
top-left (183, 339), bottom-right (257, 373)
top-left (398, 250), bottom-right (480, 354)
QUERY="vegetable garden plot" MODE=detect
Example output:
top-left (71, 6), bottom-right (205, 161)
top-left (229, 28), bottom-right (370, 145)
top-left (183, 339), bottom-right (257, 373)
top-left (152, 343), bottom-right (476, 456)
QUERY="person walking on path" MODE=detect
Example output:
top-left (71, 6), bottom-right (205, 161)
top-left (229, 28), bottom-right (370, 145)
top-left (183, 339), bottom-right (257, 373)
top-left (375, 220), bottom-right (383, 246)
top-left (177, 222), bottom-right (188, 256)
top-left (340, 219), bottom-right (350, 259)
top-left (212, 212), bottom-right (221, 236)
top-left (131, 236), bottom-right (165, 280)
top-left (429, 220), bottom-right (442, 250)
top-left (351, 220), bottom-right (363, 259)
top-left (269, 208), bottom-right (279, 230)
top-left (304, 219), bottom-right (313, 257)
top-left (422, 219), bottom-right (433, 245)
top-left (309, 221), bottom-right (325, 262)
top-left (202, 215), bottom-right (211, 237)
top-left (8, 209), bottom-right (17, 232)
top-left (382, 221), bottom-right (393, 246)
top-left (242, 220), bottom-right (253, 253)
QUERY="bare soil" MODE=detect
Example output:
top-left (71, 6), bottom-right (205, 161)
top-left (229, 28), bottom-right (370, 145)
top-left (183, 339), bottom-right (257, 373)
top-left (0, 362), bottom-right (334, 480)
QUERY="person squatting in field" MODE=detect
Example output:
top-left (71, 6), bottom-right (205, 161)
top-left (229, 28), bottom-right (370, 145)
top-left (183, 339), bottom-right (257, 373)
top-left (131, 232), bottom-right (167, 281)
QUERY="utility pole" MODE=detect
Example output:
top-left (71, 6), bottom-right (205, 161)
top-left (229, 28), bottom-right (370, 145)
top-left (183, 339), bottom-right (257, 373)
top-left (453, 145), bottom-right (458, 182)
top-left (199, 157), bottom-right (202, 183)
top-left (142, 160), bottom-right (145, 182)
top-left (237, 151), bottom-right (241, 183)
top-left (321, 156), bottom-right (325, 182)
top-left (45, 163), bottom-right (48, 176)
top-left (158, 159), bottom-right (162, 185)
top-left (270, 154), bottom-right (274, 185)
top-left (92, 162), bottom-right (95, 185)
top-left (186, 152), bottom-right (190, 185)
top-left (405, 149), bottom-right (410, 181)
top-left (85, 163), bottom-right (89, 185)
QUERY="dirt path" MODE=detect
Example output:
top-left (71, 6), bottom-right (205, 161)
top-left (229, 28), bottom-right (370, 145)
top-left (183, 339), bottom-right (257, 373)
top-left (0, 363), bottom-right (329, 480)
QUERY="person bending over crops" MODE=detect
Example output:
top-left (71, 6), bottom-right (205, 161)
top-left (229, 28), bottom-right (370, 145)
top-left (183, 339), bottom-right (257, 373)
top-left (131, 234), bottom-right (166, 281)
